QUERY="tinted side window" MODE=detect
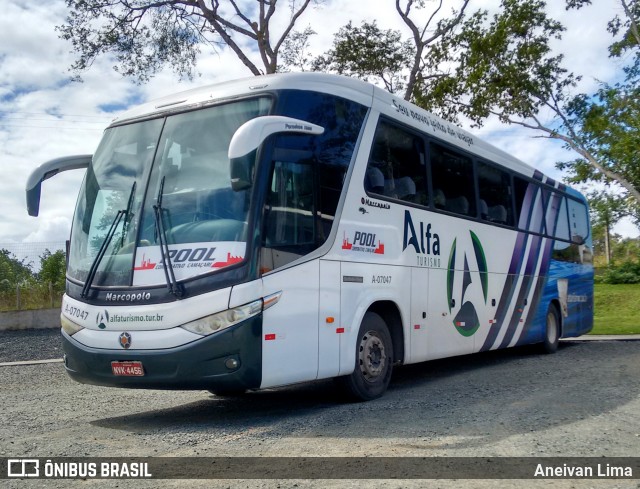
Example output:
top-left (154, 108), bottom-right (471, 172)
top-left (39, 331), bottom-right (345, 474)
top-left (261, 145), bottom-right (318, 272)
top-left (547, 192), bottom-right (571, 241)
top-left (568, 198), bottom-right (590, 243)
top-left (264, 159), bottom-right (316, 248)
top-left (365, 121), bottom-right (428, 206)
top-left (477, 161), bottom-right (514, 226)
top-left (277, 90), bottom-right (368, 236)
top-left (514, 177), bottom-right (546, 234)
top-left (430, 143), bottom-right (476, 217)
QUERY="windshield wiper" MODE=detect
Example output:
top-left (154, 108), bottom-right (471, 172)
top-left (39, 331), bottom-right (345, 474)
top-left (81, 182), bottom-right (136, 298)
top-left (120, 181), bottom-right (137, 247)
top-left (153, 176), bottom-right (184, 299)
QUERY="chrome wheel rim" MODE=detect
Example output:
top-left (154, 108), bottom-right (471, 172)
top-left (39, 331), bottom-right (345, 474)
top-left (358, 330), bottom-right (387, 382)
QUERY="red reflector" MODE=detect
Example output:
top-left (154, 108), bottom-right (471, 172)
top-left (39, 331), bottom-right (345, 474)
top-left (336, 327), bottom-right (345, 334)
top-left (414, 324), bottom-right (420, 330)
top-left (265, 334), bottom-right (276, 341)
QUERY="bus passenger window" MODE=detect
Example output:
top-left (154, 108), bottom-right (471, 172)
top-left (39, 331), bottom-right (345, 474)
top-left (547, 192), bottom-right (570, 241)
top-left (514, 177), bottom-right (546, 234)
top-left (365, 121), bottom-right (428, 206)
top-left (430, 143), bottom-right (476, 217)
top-left (568, 198), bottom-right (589, 244)
top-left (477, 161), bottom-right (514, 226)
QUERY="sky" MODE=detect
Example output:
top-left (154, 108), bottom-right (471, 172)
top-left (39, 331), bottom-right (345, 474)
top-left (0, 0), bottom-right (637, 254)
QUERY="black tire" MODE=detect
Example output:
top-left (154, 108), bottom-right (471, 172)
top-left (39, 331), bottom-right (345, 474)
top-left (541, 304), bottom-right (560, 354)
top-left (336, 311), bottom-right (393, 401)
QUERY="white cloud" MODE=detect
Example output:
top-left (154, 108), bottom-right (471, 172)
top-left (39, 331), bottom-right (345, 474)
top-left (614, 218), bottom-right (640, 239)
top-left (0, 0), bottom-right (637, 246)
top-left (23, 215), bottom-right (72, 243)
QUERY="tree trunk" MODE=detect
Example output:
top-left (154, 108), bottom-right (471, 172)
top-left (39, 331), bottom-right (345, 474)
top-left (604, 215), bottom-right (611, 265)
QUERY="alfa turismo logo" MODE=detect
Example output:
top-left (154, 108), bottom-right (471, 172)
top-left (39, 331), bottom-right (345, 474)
top-left (447, 231), bottom-right (488, 337)
top-left (118, 332), bottom-right (132, 349)
top-left (96, 310), bottom-right (109, 329)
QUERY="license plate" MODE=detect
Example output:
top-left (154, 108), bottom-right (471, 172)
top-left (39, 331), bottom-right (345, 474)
top-left (111, 361), bottom-right (144, 376)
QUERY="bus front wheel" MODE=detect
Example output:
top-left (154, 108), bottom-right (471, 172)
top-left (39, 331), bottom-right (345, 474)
top-left (542, 304), bottom-right (560, 354)
top-left (337, 312), bottom-right (393, 401)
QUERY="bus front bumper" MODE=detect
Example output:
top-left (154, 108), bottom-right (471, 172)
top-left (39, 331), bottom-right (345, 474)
top-left (61, 314), bottom-right (262, 390)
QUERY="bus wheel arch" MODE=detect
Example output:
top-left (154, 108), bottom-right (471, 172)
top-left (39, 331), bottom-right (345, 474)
top-left (367, 300), bottom-right (405, 366)
top-left (337, 310), bottom-right (394, 401)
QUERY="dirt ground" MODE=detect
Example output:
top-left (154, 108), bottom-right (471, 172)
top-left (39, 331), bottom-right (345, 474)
top-left (1, 330), bottom-right (639, 488)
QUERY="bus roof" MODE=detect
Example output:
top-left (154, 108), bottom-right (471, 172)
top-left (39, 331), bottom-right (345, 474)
top-left (112, 72), bottom-right (548, 184)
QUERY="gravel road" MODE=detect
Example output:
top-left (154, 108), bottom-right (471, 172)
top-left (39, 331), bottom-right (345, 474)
top-left (1, 330), bottom-right (639, 489)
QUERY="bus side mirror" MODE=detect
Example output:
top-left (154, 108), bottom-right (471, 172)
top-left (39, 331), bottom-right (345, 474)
top-left (228, 116), bottom-right (324, 191)
top-left (572, 234), bottom-right (586, 246)
top-left (229, 150), bottom-right (257, 192)
top-left (26, 155), bottom-right (92, 216)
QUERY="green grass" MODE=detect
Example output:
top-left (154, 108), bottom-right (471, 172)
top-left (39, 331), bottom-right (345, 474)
top-left (592, 283), bottom-right (640, 335)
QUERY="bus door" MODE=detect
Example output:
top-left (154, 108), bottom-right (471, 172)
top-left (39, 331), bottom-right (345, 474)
top-left (259, 153), bottom-right (321, 388)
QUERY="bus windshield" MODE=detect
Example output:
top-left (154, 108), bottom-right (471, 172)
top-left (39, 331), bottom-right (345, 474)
top-left (68, 97), bottom-right (272, 288)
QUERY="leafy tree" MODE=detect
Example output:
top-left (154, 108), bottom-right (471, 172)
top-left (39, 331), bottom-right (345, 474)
top-left (556, 85), bottom-right (640, 198)
top-left (314, 1), bottom-right (471, 98)
top-left (417, 0), bottom-right (569, 122)
top-left (317, 0), bottom-right (640, 215)
top-left (588, 192), bottom-right (633, 265)
top-left (604, 0), bottom-right (640, 79)
top-left (421, 0), bottom-right (640, 208)
top-left (279, 26), bottom-right (317, 72)
top-left (312, 21), bottom-right (414, 93)
top-left (57, 0), bottom-right (321, 81)
top-left (612, 236), bottom-right (640, 263)
top-left (0, 249), bottom-right (34, 287)
top-left (395, 0), bottom-right (470, 101)
top-left (551, 1), bottom-right (640, 210)
top-left (38, 249), bottom-right (67, 291)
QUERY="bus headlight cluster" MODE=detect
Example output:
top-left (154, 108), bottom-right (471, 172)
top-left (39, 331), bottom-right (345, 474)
top-left (60, 314), bottom-right (84, 336)
top-left (181, 299), bottom-right (263, 336)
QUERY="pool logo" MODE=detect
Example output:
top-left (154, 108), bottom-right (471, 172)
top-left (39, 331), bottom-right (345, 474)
top-left (447, 231), bottom-right (488, 337)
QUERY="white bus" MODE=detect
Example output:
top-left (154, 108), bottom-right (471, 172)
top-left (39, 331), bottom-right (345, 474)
top-left (27, 73), bottom-right (593, 400)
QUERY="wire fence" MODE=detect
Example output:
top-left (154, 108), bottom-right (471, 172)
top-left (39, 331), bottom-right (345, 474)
top-left (0, 241), bottom-right (66, 311)
top-left (0, 241), bottom-right (66, 271)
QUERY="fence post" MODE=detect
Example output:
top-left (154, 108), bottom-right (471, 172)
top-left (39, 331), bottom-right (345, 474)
top-left (49, 282), bottom-right (54, 308)
top-left (16, 284), bottom-right (21, 311)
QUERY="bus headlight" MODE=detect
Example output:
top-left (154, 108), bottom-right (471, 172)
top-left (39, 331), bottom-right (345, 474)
top-left (61, 314), bottom-right (84, 336)
top-left (181, 299), bottom-right (263, 336)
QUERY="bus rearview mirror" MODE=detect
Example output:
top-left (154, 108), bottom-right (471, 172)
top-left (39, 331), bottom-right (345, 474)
top-left (228, 116), bottom-right (324, 191)
top-left (230, 149), bottom-right (256, 192)
top-left (26, 155), bottom-right (92, 216)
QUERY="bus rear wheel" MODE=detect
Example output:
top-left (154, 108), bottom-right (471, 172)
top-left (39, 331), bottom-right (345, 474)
top-left (337, 311), bottom-right (393, 401)
top-left (542, 304), bottom-right (560, 354)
